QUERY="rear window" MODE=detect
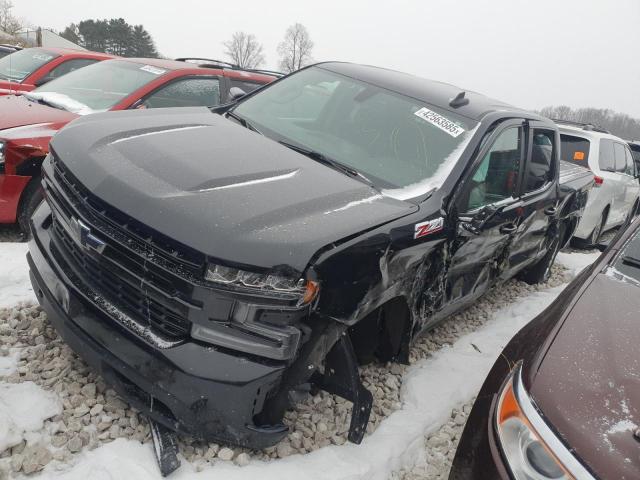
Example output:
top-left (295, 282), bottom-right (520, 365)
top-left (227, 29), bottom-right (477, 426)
top-left (0, 48), bottom-right (58, 82)
top-left (560, 134), bottom-right (590, 166)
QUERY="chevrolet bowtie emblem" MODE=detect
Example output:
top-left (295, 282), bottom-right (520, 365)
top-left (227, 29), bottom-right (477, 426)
top-left (69, 217), bottom-right (106, 254)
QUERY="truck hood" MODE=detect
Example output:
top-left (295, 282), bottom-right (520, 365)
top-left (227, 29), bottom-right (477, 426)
top-left (0, 94), bottom-right (77, 131)
top-left (51, 107), bottom-right (417, 272)
top-left (530, 271), bottom-right (640, 480)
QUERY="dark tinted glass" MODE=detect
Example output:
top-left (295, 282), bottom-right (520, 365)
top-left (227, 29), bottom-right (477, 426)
top-left (524, 130), bottom-right (554, 192)
top-left (464, 127), bottom-right (522, 211)
top-left (599, 139), bottom-right (615, 171)
top-left (143, 78), bottom-right (221, 108)
top-left (230, 80), bottom-right (263, 94)
top-left (560, 134), bottom-right (590, 166)
top-left (48, 58), bottom-right (98, 79)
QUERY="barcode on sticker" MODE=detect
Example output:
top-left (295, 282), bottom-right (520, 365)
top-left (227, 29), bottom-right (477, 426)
top-left (140, 65), bottom-right (166, 75)
top-left (414, 108), bottom-right (465, 138)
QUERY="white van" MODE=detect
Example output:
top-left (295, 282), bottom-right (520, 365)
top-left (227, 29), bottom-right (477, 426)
top-left (559, 122), bottom-right (640, 245)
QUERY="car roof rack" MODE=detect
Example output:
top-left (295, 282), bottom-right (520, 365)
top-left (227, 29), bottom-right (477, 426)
top-left (174, 57), bottom-right (283, 77)
top-left (552, 118), bottom-right (610, 134)
top-left (175, 57), bottom-right (239, 69)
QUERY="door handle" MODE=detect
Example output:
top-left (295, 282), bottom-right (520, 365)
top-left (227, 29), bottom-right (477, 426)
top-left (500, 223), bottom-right (517, 234)
top-left (544, 207), bottom-right (557, 216)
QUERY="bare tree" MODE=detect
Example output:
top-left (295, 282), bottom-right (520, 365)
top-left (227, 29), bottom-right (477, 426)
top-left (0, 0), bottom-right (23, 36)
top-left (277, 23), bottom-right (314, 73)
top-left (539, 105), bottom-right (640, 140)
top-left (223, 31), bottom-right (265, 69)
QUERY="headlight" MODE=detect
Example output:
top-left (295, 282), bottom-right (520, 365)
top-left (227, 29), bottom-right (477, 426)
top-left (496, 364), bottom-right (592, 480)
top-left (205, 263), bottom-right (319, 304)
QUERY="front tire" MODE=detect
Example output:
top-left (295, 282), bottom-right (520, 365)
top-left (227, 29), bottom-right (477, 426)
top-left (17, 175), bottom-right (44, 237)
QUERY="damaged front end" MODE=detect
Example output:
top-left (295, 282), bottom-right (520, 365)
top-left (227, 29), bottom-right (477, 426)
top-left (29, 153), bottom-right (375, 454)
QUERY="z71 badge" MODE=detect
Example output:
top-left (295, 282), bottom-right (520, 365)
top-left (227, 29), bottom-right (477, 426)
top-left (414, 217), bottom-right (444, 239)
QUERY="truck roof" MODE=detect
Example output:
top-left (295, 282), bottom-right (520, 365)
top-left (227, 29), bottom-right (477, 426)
top-left (318, 62), bottom-right (545, 123)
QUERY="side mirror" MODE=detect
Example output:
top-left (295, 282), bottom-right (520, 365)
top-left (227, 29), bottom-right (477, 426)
top-left (34, 76), bottom-right (53, 87)
top-left (228, 87), bottom-right (247, 101)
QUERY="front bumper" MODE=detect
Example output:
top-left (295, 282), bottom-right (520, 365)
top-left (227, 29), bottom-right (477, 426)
top-left (28, 202), bottom-right (293, 448)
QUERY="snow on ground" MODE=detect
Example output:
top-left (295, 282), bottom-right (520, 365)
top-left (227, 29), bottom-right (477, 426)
top-left (13, 251), bottom-right (598, 480)
top-left (0, 243), bottom-right (36, 308)
top-left (0, 382), bottom-right (62, 453)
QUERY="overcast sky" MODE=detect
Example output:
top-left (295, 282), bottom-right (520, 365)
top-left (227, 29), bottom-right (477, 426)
top-left (13, 0), bottom-right (640, 117)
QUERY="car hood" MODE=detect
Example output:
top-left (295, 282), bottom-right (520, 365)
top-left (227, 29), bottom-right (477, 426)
top-left (50, 107), bottom-right (417, 273)
top-left (530, 271), bottom-right (640, 479)
top-left (0, 94), bottom-right (77, 130)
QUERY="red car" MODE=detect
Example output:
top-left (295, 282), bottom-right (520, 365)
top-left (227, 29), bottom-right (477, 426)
top-left (0, 57), bottom-right (278, 232)
top-left (0, 47), bottom-right (115, 96)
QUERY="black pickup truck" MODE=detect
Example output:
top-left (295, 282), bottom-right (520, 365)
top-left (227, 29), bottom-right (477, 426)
top-left (28, 62), bottom-right (593, 452)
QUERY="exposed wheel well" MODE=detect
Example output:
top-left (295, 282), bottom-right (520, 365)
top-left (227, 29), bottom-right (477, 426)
top-left (348, 297), bottom-right (412, 366)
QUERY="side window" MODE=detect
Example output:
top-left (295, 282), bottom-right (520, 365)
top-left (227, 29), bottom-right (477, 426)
top-left (560, 134), bottom-right (590, 166)
top-left (230, 79), bottom-right (263, 94)
top-left (48, 59), bottom-right (98, 79)
top-left (464, 127), bottom-right (522, 211)
top-left (524, 130), bottom-right (554, 192)
top-left (599, 139), bottom-right (615, 172)
top-left (613, 142), bottom-right (628, 173)
top-left (624, 146), bottom-right (636, 176)
top-left (142, 78), bottom-right (221, 108)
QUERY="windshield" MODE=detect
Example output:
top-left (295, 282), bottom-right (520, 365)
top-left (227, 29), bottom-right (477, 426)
top-left (31, 60), bottom-right (168, 113)
top-left (233, 66), bottom-right (478, 198)
top-left (0, 48), bottom-right (58, 82)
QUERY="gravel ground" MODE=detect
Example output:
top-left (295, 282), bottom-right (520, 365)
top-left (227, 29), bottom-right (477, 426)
top-left (0, 261), bottom-right (573, 478)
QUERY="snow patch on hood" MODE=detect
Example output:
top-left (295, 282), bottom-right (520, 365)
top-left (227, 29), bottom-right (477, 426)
top-left (24, 92), bottom-right (99, 116)
top-left (382, 125), bottom-right (479, 201)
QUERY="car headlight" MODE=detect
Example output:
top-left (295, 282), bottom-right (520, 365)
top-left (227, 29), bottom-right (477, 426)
top-left (205, 263), bottom-right (319, 305)
top-left (496, 364), bottom-right (592, 480)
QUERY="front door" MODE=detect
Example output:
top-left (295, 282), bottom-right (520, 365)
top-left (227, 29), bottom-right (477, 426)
top-left (445, 120), bottom-right (526, 311)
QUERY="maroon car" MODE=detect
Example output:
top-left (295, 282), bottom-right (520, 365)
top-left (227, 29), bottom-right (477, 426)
top-left (450, 220), bottom-right (640, 480)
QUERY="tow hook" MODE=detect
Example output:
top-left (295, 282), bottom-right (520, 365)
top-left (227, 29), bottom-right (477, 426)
top-left (149, 418), bottom-right (181, 476)
top-left (311, 333), bottom-right (374, 443)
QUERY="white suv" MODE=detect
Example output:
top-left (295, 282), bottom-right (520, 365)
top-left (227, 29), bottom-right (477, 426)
top-left (559, 122), bottom-right (640, 245)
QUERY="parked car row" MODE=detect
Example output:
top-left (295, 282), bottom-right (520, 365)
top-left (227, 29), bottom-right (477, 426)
top-left (0, 53), bottom-right (278, 232)
top-left (0, 46), bottom-right (635, 477)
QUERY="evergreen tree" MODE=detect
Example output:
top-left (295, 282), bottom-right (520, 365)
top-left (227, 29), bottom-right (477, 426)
top-left (60, 18), bottom-right (159, 58)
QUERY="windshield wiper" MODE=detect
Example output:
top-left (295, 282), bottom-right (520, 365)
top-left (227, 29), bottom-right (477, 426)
top-left (278, 140), bottom-right (376, 187)
top-left (622, 255), bottom-right (640, 269)
top-left (226, 111), bottom-right (261, 134)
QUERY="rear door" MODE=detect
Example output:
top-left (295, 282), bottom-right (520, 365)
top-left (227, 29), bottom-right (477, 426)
top-left (509, 123), bottom-right (558, 275)
top-left (598, 138), bottom-right (625, 225)
top-left (446, 120), bottom-right (526, 310)
top-left (613, 141), bottom-right (634, 222)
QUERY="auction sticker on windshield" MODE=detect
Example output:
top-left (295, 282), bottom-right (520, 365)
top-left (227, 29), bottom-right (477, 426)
top-left (140, 65), bottom-right (166, 75)
top-left (414, 107), bottom-right (465, 137)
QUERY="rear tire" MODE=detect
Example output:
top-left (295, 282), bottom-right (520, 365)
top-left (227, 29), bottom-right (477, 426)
top-left (17, 175), bottom-right (44, 238)
top-left (518, 228), bottom-right (562, 285)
